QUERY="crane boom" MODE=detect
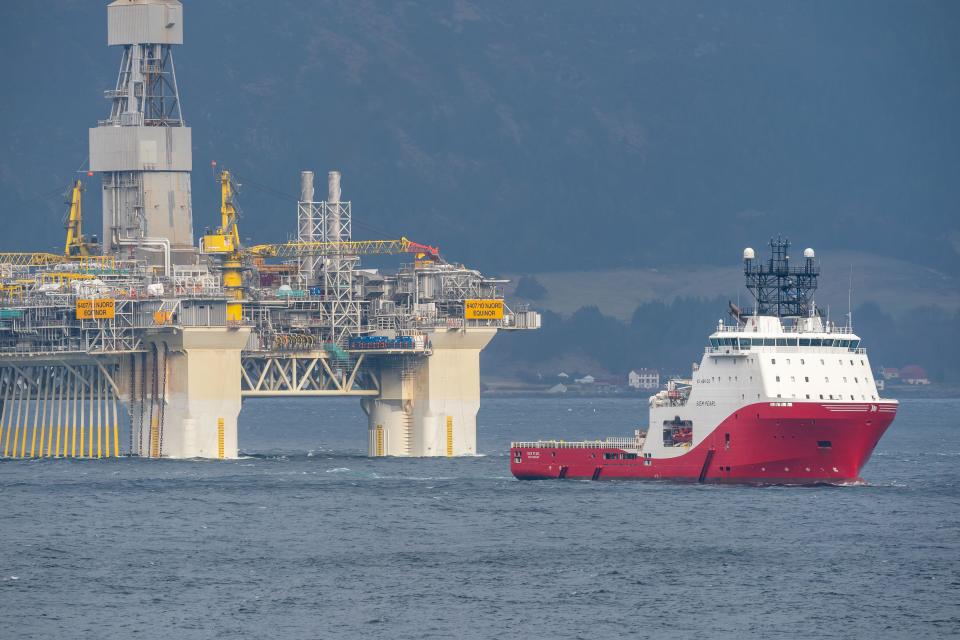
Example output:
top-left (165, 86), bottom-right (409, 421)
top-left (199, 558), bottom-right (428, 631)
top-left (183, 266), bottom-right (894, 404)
top-left (64, 180), bottom-right (91, 257)
top-left (247, 237), bottom-right (440, 261)
top-left (0, 253), bottom-right (67, 267)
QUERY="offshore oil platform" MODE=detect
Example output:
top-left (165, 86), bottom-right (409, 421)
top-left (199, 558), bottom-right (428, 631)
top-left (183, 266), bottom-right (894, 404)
top-left (0, 0), bottom-right (539, 460)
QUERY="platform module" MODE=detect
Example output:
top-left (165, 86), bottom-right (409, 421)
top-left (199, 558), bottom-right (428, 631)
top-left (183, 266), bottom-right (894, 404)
top-left (0, 1), bottom-right (539, 460)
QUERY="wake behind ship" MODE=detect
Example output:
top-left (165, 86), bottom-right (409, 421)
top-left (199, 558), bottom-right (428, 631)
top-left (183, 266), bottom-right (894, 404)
top-left (511, 239), bottom-right (897, 484)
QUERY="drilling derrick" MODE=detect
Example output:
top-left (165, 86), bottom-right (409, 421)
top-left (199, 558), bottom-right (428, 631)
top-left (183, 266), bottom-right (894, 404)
top-left (90, 0), bottom-right (193, 269)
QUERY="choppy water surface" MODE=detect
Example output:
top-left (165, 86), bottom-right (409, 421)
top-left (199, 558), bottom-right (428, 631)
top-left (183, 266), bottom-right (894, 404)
top-left (1, 397), bottom-right (958, 639)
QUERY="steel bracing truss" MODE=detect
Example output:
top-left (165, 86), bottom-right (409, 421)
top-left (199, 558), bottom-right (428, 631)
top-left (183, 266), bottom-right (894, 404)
top-left (106, 44), bottom-right (183, 127)
top-left (240, 353), bottom-right (379, 396)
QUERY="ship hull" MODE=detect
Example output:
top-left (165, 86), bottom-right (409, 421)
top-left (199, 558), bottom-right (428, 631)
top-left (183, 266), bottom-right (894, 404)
top-left (511, 402), bottom-right (896, 484)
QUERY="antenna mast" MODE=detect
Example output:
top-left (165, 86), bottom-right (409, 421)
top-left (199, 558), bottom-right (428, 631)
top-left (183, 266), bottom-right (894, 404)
top-left (742, 237), bottom-right (820, 318)
top-left (847, 265), bottom-right (854, 330)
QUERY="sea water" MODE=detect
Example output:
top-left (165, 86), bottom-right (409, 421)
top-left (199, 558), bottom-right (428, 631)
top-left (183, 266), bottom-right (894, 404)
top-left (0, 397), bottom-right (957, 639)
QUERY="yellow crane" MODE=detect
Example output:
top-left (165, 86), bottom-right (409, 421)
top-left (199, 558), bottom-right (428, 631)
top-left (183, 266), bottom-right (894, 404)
top-left (64, 179), bottom-right (95, 257)
top-left (0, 179), bottom-right (101, 267)
top-left (200, 171), bottom-right (245, 322)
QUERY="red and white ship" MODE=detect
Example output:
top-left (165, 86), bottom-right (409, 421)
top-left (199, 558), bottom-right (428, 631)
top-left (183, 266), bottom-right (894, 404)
top-left (511, 239), bottom-right (897, 484)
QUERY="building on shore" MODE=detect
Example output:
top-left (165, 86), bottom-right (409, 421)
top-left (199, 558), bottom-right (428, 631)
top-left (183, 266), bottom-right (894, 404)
top-left (628, 368), bottom-right (660, 390)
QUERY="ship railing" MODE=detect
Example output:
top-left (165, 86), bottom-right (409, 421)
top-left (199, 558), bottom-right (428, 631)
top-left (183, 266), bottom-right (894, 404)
top-left (714, 323), bottom-right (858, 335)
top-left (511, 438), bottom-right (642, 450)
top-left (706, 345), bottom-right (868, 355)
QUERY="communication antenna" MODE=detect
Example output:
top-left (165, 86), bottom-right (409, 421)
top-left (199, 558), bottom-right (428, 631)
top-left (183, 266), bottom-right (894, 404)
top-left (847, 265), bottom-right (854, 330)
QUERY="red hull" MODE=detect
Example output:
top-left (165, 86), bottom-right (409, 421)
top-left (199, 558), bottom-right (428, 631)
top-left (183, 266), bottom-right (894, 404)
top-left (511, 402), bottom-right (896, 484)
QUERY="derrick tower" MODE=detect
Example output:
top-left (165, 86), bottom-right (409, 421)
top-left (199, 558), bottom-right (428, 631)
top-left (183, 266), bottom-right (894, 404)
top-left (89, 0), bottom-right (193, 269)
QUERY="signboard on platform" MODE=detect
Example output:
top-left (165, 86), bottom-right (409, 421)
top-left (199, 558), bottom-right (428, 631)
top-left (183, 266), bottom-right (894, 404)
top-left (464, 299), bottom-right (504, 320)
top-left (76, 298), bottom-right (116, 320)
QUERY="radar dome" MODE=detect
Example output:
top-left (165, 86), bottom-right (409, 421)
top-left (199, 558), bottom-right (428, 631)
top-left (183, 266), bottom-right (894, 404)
top-left (803, 247), bottom-right (815, 259)
top-left (743, 247), bottom-right (755, 261)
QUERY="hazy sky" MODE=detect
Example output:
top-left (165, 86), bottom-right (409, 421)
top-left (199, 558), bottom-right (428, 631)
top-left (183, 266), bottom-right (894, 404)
top-left (0, 0), bottom-right (957, 274)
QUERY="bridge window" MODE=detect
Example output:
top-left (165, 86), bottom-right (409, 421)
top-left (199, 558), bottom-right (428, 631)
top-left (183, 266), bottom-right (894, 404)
top-left (764, 338), bottom-right (775, 346)
top-left (776, 338), bottom-right (788, 346)
top-left (817, 441), bottom-right (832, 448)
top-left (800, 339), bottom-right (811, 346)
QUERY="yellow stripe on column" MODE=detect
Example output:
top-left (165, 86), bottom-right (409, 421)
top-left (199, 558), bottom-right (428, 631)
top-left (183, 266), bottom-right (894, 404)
top-left (111, 394), bottom-right (119, 458)
top-left (87, 377), bottom-right (94, 458)
top-left (53, 378), bottom-right (62, 458)
top-left (96, 375), bottom-right (102, 459)
top-left (8, 376), bottom-right (23, 457)
top-left (30, 371), bottom-right (50, 458)
top-left (446, 416), bottom-right (454, 457)
top-left (19, 376), bottom-right (32, 458)
top-left (217, 418), bottom-right (225, 459)
top-left (0, 376), bottom-right (10, 457)
top-left (150, 417), bottom-right (160, 458)
top-left (70, 375), bottom-right (78, 458)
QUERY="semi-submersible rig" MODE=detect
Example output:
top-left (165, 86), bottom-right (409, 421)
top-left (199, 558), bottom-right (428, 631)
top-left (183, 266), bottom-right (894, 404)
top-left (0, 0), bottom-right (539, 460)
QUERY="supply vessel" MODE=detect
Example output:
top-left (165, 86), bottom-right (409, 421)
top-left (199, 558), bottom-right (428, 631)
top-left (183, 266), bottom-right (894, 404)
top-left (510, 239), bottom-right (897, 483)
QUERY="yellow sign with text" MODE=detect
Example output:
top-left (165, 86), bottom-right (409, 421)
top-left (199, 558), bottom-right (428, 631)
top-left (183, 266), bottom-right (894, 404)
top-left (76, 298), bottom-right (116, 320)
top-left (465, 299), bottom-right (504, 320)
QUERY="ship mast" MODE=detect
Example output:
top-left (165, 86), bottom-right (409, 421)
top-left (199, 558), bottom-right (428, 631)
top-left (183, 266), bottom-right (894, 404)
top-left (743, 237), bottom-right (819, 318)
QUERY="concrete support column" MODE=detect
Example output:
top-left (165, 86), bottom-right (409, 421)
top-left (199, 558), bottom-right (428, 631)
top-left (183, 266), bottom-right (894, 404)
top-left (362, 328), bottom-right (495, 457)
top-left (120, 326), bottom-right (249, 459)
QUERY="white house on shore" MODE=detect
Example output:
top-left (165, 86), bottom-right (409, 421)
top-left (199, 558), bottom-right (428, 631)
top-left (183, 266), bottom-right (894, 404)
top-left (628, 368), bottom-right (660, 390)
